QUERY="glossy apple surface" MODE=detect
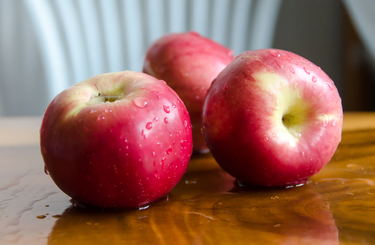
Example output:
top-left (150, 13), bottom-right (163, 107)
top-left (202, 49), bottom-right (343, 187)
top-left (143, 31), bottom-right (234, 153)
top-left (40, 71), bottom-right (193, 209)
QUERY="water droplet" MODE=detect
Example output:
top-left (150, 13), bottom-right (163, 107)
top-left (133, 97), bottom-right (148, 108)
top-left (164, 117), bottom-right (168, 123)
top-left (44, 165), bottom-right (49, 175)
top-left (154, 170), bottom-right (158, 178)
top-left (152, 152), bottom-right (156, 157)
top-left (97, 116), bottom-right (105, 121)
top-left (264, 136), bottom-right (269, 142)
top-left (294, 82), bottom-right (298, 89)
top-left (312, 76), bottom-right (317, 83)
top-left (331, 120), bottom-right (336, 127)
top-left (325, 82), bottom-right (333, 90)
top-left (36, 215), bottom-right (46, 219)
top-left (300, 152), bottom-right (305, 157)
top-left (105, 109), bottom-right (112, 113)
top-left (315, 121), bottom-right (319, 126)
top-left (276, 61), bottom-right (283, 68)
top-left (223, 83), bottom-right (229, 91)
top-left (166, 147), bottom-right (172, 155)
top-left (141, 129), bottom-right (146, 139)
top-left (139, 205), bottom-right (149, 210)
top-left (90, 109), bottom-right (97, 114)
top-left (268, 50), bottom-right (280, 57)
top-left (195, 95), bottom-right (200, 100)
top-left (145, 122), bottom-right (152, 130)
top-left (289, 66), bottom-right (295, 74)
top-left (184, 120), bottom-right (188, 128)
top-left (185, 179), bottom-right (198, 184)
top-left (303, 67), bottom-right (310, 75)
top-left (323, 115), bottom-right (329, 127)
top-left (275, 100), bottom-right (280, 110)
top-left (163, 105), bottom-right (170, 113)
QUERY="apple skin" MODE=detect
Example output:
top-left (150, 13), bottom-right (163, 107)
top-left (202, 49), bottom-right (343, 187)
top-left (40, 71), bottom-right (193, 209)
top-left (143, 31), bottom-right (234, 153)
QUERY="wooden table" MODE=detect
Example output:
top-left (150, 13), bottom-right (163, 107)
top-left (1, 112), bottom-right (375, 245)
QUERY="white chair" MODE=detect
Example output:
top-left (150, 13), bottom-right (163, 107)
top-left (0, 0), bottom-right (282, 115)
top-left (342, 0), bottom-right (375, 67)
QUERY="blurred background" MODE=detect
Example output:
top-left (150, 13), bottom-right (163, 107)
top-left (0, 0), bottom-right (374, 116)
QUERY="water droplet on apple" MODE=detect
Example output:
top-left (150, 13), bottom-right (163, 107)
top-left (97, 116), bottom-right (105, 121)
top-left (223, 83), bottom-right (229, 91)
top-left (133, 97), bottom-right (148, 108)
top-left (90, 109), bottom-right (97, 114)
top-left (164, 117), bottom-right (168, 123)
top-left (104, 109), bottom-right (112, 113)
top-left (275, 100), bottom-right (280, 110)
top-left (163, 105), bottom-right (170, 113)
top-left (315, 121), bottom-right (319, 126)
top-left (141, 129), bottom-right (146, 139)
top-left (166, 147), bottom-right (172, 155)
top-left (325, 82), bottom-right (333, 90)
top-left (268, 50), bottom-right (280, 57)
top-left (312, 76), bottom-right (317, 83)
top-left (152, 152), bottom-right (156, 157)
top-left (276, 61), bottom-right (283, 68)
top-left (300, 152), bottom-right (305, 157)
top-left (154, 170), bottom-right (158, 178)
top-left (331, 120), bottom-right (336, 127)
top-left (303, 67), bottom-right (310, 75)
top-left (44, 165), bottom-right (49, 175)
top-left (161, 157), bottom-right (166, 168)
top-left (264, 136), bottom-right (269, 142)
top-left (289, 66), bottom-right (295, 74)
top-left (323, 115), bottom-right (329, 127)
top-left (145, 122), bottom-right (152, 130)
top-left (294, 83), bottom-right (298, 89)
top-left (184, 120), bottom-right (188, 128)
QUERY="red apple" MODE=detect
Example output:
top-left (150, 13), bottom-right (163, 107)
top-left (202, 49), bottom-right (343, 187)
top-left (143, 31), bottom-right (234, 153)
top-left (40, 71), bottom-right (193, 209)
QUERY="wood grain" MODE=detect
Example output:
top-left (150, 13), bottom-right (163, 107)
top-left (0, 113), bottom-right (374, 244)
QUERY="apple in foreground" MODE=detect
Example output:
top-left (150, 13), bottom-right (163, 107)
top-left (40, 71), bottom-right (193, 209)
top-left (143, 31), bottom-right (234, 153)
top-left (202, 49), bottom-right (343, 187)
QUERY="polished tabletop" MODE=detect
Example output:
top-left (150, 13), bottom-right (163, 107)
top-left (1, 112), bottom-right (375, 245)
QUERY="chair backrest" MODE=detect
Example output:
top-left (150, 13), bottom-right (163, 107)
top-left (0, 0), bottom-right (281, 115)
top-left (23, 0), bottom-right (281, 102)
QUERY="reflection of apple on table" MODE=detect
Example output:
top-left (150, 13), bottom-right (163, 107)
top-left (47, 162), bottom-right (338, 245)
